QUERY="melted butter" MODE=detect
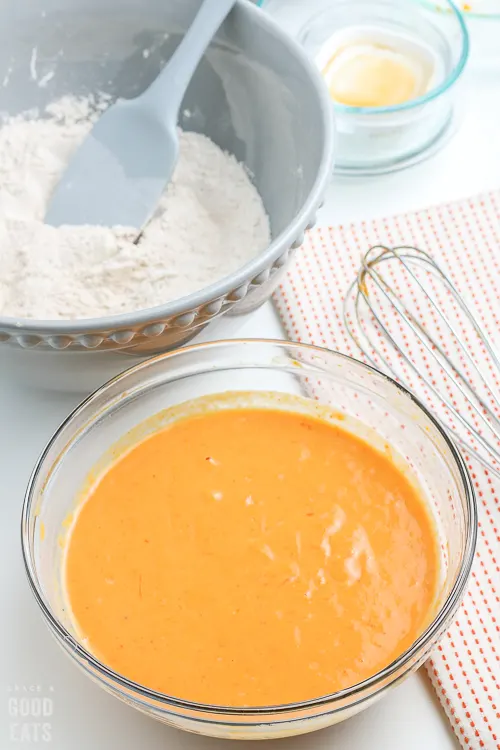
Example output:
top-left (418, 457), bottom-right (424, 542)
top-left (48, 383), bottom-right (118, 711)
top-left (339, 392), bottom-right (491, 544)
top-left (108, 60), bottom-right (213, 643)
top-left (317, 27), bottom-right (436, 108)
top-left (324, 44), bottom-right (421, 107)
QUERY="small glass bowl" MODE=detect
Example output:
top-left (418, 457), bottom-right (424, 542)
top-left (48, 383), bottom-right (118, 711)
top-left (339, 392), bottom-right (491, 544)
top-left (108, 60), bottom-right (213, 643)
top-left (22, 340), bottom-right (476, 740)
top-left (417, 0), bottom-right (500, 69)
top-left (419, 0), bottom-right (500, 18)
top-left (297, 0), bottom-right (469, 174)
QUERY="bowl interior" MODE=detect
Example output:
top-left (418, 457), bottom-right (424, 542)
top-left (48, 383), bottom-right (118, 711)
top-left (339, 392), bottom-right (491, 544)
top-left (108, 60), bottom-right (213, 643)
top-left (0, 0), bottom-right (327, 239)
top-left (23, 341), bottom-right (475, 725)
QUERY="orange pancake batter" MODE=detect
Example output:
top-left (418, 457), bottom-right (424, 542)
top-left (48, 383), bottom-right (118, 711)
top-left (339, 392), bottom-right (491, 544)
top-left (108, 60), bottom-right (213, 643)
top-left (64, 398), bottom-right (439, 706)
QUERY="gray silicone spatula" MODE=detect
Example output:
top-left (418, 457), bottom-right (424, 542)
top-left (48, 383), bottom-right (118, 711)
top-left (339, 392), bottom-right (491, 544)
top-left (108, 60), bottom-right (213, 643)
top-left (45, 0), bottom-right (236, 230)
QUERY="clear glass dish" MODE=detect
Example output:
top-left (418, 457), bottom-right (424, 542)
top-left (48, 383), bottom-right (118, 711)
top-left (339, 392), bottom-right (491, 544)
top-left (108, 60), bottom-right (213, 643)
top-left (418, 0), bottom-right (500, 18)
top-left (417, 0), bottom-right (500, 69)
top-left (22, 340), bottom-right (476, 740)
top-left (261, 0), bottom-right (469, 174)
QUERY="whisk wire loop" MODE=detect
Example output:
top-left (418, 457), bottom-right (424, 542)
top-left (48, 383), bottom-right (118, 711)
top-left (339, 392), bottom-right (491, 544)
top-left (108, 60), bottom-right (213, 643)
top-left (344, 245), bottom-right (500, 479)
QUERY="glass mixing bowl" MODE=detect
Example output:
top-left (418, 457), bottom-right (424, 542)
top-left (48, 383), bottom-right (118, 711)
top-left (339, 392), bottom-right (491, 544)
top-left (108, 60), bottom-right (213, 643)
top-left (21, 340), bottom-right (476, 740)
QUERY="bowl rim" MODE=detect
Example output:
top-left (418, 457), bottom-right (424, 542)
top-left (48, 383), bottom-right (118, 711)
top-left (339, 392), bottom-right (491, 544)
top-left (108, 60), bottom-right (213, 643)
top-left (417, 0), bottom-right (500, 20)
top-left (21, 338), bottom-right (477, 717)
top-left (0, 1), bottom-right (334, 335)
top-left (298, 0), bottom-right (469, 117)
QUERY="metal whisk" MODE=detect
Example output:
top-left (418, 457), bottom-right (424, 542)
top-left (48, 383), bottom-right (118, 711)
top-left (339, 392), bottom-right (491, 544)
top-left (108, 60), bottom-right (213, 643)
top-left (344, 244), bottom-right (500, 480)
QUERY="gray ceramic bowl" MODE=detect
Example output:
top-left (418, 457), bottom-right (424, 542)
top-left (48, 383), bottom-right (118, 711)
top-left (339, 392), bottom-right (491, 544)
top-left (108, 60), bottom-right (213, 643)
top-left (0, 0), bottom-right (333, 367)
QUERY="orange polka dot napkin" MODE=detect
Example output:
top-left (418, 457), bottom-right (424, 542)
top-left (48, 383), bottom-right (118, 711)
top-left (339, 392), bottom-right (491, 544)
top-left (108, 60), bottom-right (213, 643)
top-left (274, 190), bottom-right (500, 750)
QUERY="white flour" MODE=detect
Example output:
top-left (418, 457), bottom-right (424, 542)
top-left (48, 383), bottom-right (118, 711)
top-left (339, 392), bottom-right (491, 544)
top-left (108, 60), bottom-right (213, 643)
top-left (0, 97), bottom-right (270, 320)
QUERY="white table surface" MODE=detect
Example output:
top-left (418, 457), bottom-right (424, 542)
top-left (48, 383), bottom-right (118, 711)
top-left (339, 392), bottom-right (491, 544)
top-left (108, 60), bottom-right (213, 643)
top-left (2, 41), bottom-right (499, 750)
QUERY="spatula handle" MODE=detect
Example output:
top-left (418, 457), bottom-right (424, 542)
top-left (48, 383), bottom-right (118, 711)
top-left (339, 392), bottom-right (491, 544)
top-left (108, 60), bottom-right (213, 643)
top-left (140, 0), bottom-right (236, 120)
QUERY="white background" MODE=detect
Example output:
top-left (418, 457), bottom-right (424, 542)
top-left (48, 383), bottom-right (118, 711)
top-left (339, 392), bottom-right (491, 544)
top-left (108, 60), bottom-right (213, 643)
top-left (2, 16), bottom-right (500, 750)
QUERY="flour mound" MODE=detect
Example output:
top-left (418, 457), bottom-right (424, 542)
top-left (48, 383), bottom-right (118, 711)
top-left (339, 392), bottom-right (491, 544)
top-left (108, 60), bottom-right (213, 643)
top-left (0, 97), bottom-right (271, 320)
